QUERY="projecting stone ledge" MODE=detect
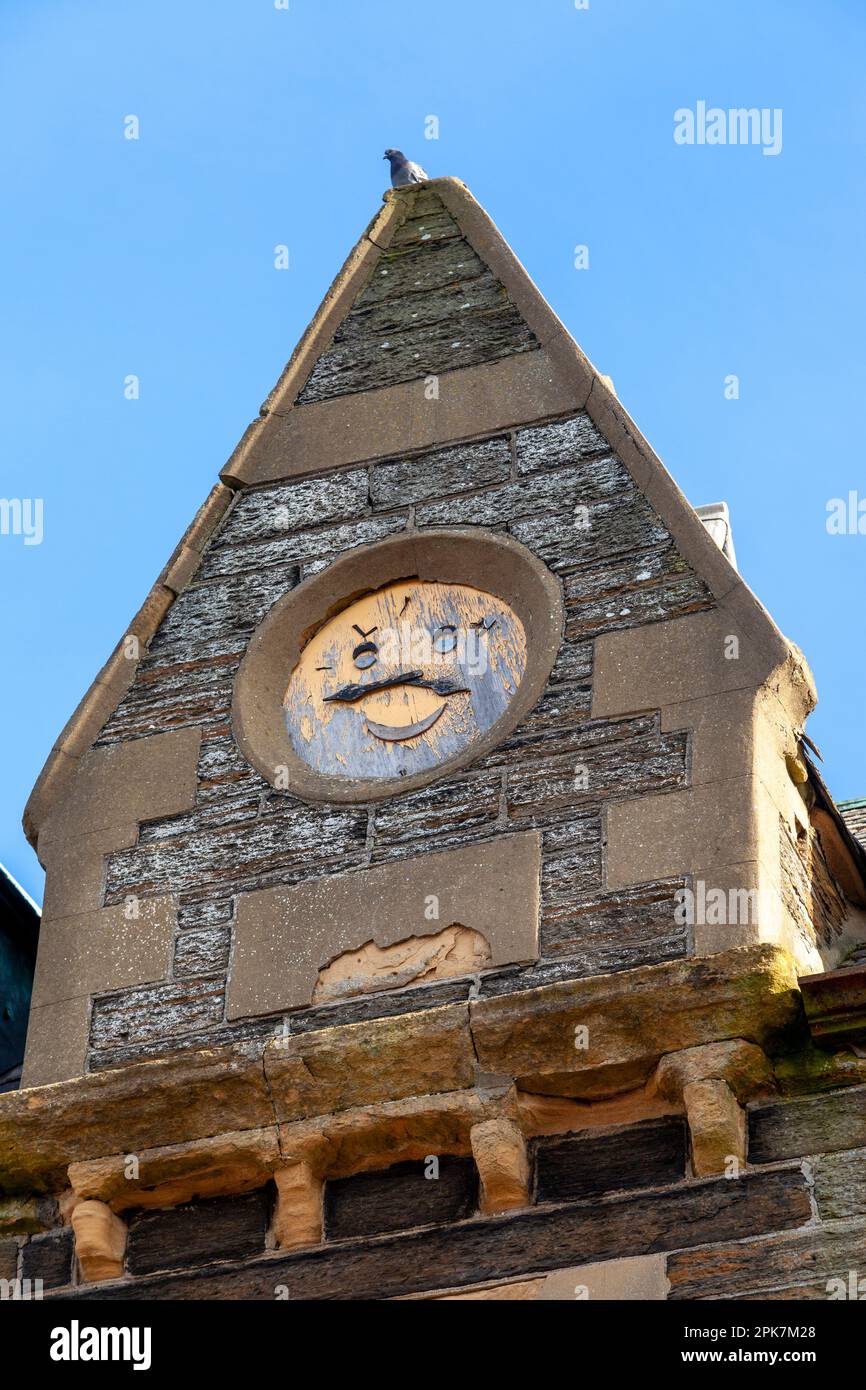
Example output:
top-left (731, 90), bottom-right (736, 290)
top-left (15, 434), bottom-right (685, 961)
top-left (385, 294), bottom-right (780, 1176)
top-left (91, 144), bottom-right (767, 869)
top-left (0, 945), bottom-right (803, 1195)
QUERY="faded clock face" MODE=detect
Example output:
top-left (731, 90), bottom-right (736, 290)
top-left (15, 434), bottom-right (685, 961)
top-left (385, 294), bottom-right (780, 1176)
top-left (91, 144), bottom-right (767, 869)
top-left (284, 580), bottom-right (527, 779)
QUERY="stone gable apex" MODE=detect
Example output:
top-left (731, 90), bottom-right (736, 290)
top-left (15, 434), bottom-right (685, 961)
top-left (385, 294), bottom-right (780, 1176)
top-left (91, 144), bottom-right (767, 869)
top-left (25, 177), bottom-right (809, 857)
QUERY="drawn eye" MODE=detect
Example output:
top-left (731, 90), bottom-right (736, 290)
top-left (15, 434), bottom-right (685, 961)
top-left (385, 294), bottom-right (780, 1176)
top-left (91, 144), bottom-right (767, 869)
top-left (352, 641), bottom-right (378, 670)
top-left (432, 624), bottom-right (457, 654)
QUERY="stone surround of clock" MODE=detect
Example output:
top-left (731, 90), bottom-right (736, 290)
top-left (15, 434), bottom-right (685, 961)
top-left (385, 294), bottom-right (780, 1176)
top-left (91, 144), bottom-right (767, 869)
top-left (232, 528), bottom-right (564, 803)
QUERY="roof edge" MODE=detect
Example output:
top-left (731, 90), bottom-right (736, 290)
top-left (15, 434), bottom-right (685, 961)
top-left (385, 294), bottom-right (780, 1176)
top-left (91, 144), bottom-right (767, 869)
top-left (22, 483), bottom-right (236, 851)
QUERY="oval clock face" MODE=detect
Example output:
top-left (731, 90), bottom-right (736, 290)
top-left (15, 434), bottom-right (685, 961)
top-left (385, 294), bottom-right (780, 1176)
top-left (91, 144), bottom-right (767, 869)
top-left (284, 579), bottom-right (527, 779)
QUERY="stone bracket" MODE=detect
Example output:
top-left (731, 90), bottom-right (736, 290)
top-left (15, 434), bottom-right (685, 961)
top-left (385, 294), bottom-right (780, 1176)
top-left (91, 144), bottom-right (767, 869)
top-left (71, 1199), bottom-right (128, 1283)
top-left (655, 1040), bottom-right (775, 1176)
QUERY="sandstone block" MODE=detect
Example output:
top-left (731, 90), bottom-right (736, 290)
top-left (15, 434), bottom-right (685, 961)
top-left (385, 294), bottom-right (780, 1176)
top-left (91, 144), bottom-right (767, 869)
top-left (72, 1200), bottom-right (127, 1283)
top-left (471, 1117), bottom-right (530, 1213)
top-left (272, 1163), bottom-right (323, 1250)
top-left (682, 1078), bottom-right (745, 1177)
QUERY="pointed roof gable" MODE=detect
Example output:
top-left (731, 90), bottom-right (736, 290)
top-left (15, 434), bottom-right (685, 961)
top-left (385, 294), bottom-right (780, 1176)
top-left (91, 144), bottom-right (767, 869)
top-left (24, 176), bottom-right (811, 849)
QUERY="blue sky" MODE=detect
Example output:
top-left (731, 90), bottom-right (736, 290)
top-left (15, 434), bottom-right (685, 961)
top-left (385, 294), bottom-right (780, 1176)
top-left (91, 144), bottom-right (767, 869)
top-left (1, 0), bottom-right (864, 903)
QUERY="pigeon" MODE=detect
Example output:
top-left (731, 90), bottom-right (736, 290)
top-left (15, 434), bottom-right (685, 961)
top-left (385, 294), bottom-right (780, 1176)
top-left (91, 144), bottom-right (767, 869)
top-left (383, 148), bottom-right (429, 187)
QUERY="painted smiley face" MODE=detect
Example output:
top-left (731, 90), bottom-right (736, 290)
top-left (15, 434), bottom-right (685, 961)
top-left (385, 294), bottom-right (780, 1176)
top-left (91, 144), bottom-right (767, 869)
top-left (283, 580), bottom-right (527, 779)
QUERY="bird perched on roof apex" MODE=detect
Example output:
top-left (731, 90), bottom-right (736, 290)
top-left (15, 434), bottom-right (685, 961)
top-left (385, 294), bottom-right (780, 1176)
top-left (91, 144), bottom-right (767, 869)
top-left (383, 148), bottom-right (429, 187)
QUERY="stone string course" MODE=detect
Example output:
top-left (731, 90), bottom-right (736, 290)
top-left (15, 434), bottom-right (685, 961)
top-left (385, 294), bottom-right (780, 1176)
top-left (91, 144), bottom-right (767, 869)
top-left (90, 410), bottom-right (714, 1070)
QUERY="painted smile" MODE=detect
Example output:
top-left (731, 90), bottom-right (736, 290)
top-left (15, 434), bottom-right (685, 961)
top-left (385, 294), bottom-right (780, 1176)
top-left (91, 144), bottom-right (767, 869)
top-left (350, 677), bottom-right (463, 744)
top-left (363, 702), bottom-right (447, 742)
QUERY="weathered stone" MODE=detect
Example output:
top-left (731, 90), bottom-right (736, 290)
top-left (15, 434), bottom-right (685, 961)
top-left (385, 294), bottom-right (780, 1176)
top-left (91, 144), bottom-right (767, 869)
top-left (811, 1148), bottom-right (866, 1220)
top-left (371, 437), bottom-right (511, 509)
top-left (425, 1256), bottom-right (669, 1301)
top-left (137, 795), bottom-right (261, 843)
top-left (416, 455), bottom-right (632, 529)
top-left (300, 289), bottom-right (537, 402)
top-left (196, 513), bottom-right (406, 583)
top-left (539, 1254), bottom-right (669, 1301)
top-left (51, 1169), bottom-right (811, 1302)
top-left (229, 834), bottom-right (540, 1017)
top-left (388, 208), bottom-right (463, 248)
top-left (371, 770), bottom-right (502, 845)
top-left (278, 1088), bottom-right (499, 1179)
top-left (126, 1190), bottom-right (270, 1276)
top-left (492, 681), bottom-right (594, 741)
top-left (471, 1117), bottom-right (530, 1212)
top-left (104, 804), bottom-right (368, 903)
top-left (550, 639), bottom-right (593, 685)
top-left (213, 469), bottom-right (369, 544)
top-left (539, 878), bottom-right (686, 973)
top-left (0, 1047), bottom-right (273, 1192)
top-left (298, 212), bottom-right (538, 404)
top-left (196, 733), bottom-right (268, 801)
top-left (324, 1156), bottom-right (478, 1241)
top-left (0, 1195), bottom-right (58, 1235)
top-left (515, 413), bottom-right (608, 473)
top-left (87, 1021), bottom-right (279, 1073)
top-left (97, 653), bottom-right (240, 745)
top-left (540, 844), bottom-right (603, 912)
top-left (0, 1238), bottom-right (18, 1282)
top-left (272, 1163), bottom-right (323, 1250)
top-left (428, 1277), bottom-right (543, 1300)
top-left (21, 1227), bottom-right (74, 1290)
top-left (147, 564), bottom-right (299, 664)
top-left (264, 1003), bottom-right (476, 1124)
top-left (313, 925), bottom-right (491, 1003)
top-left (470, 946), bottom-right (802, 1100)
top-left (352, 233), bottom-right (486, 306)
top-left (90, 977), bottom-right (226, 1053)
top-left (563, 541), bottom-right (709, 612)
top-left (682, 1079), bottom-right (745, 1177)
top-left (71, 1200), bottom-right (127, 1282)
top-left (177, 898), bottom-right (234, 930)
top-left (1, 953), bottom-right (803, 1201)
top-left (173, 926), bottom-right (232, 979)
top-left (799, 959), bottom-right (866, 1050)
top-left (773, 1042), bottom-right (866, 1097)
top-left (667, 1222), bottom-right (866, 1300)
top-left (535, 1117), bottom-right (686, 1202)
top-left (69, 1128), bottom-right (281, 1213)
top-left (656, 1040), bottom-right (776, 1104)
top-left (566, 573), bottom-right (713, 642)
top-left (749, 1084), bottom-right (866, 1163)
top-left (505, 731), bottom-right (689, 818)
top-left (510, 493), bottom-right (670, 573)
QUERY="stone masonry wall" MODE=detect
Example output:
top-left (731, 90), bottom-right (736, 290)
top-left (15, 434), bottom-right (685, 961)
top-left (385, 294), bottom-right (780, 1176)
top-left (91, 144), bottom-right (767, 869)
top-left (90, 409), bottom-right (715, 1070)
top-left (297, 187), bottom-right (539, 403)
top-left (23, 1081), bottom-right (866, 1300)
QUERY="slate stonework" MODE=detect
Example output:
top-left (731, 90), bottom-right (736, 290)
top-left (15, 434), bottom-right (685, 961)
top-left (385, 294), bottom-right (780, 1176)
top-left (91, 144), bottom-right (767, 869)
top-left (88, 409), bottom-right (713, 1068)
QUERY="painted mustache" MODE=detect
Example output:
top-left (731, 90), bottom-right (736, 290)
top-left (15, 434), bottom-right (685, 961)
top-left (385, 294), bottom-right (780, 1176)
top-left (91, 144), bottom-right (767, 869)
top-left (323, 670), bottom-right (468, 705)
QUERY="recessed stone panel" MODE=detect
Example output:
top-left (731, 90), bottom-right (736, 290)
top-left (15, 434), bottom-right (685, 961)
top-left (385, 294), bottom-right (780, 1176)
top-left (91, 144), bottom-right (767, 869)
top-left (227, 832), bottom-right (541, 1019)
